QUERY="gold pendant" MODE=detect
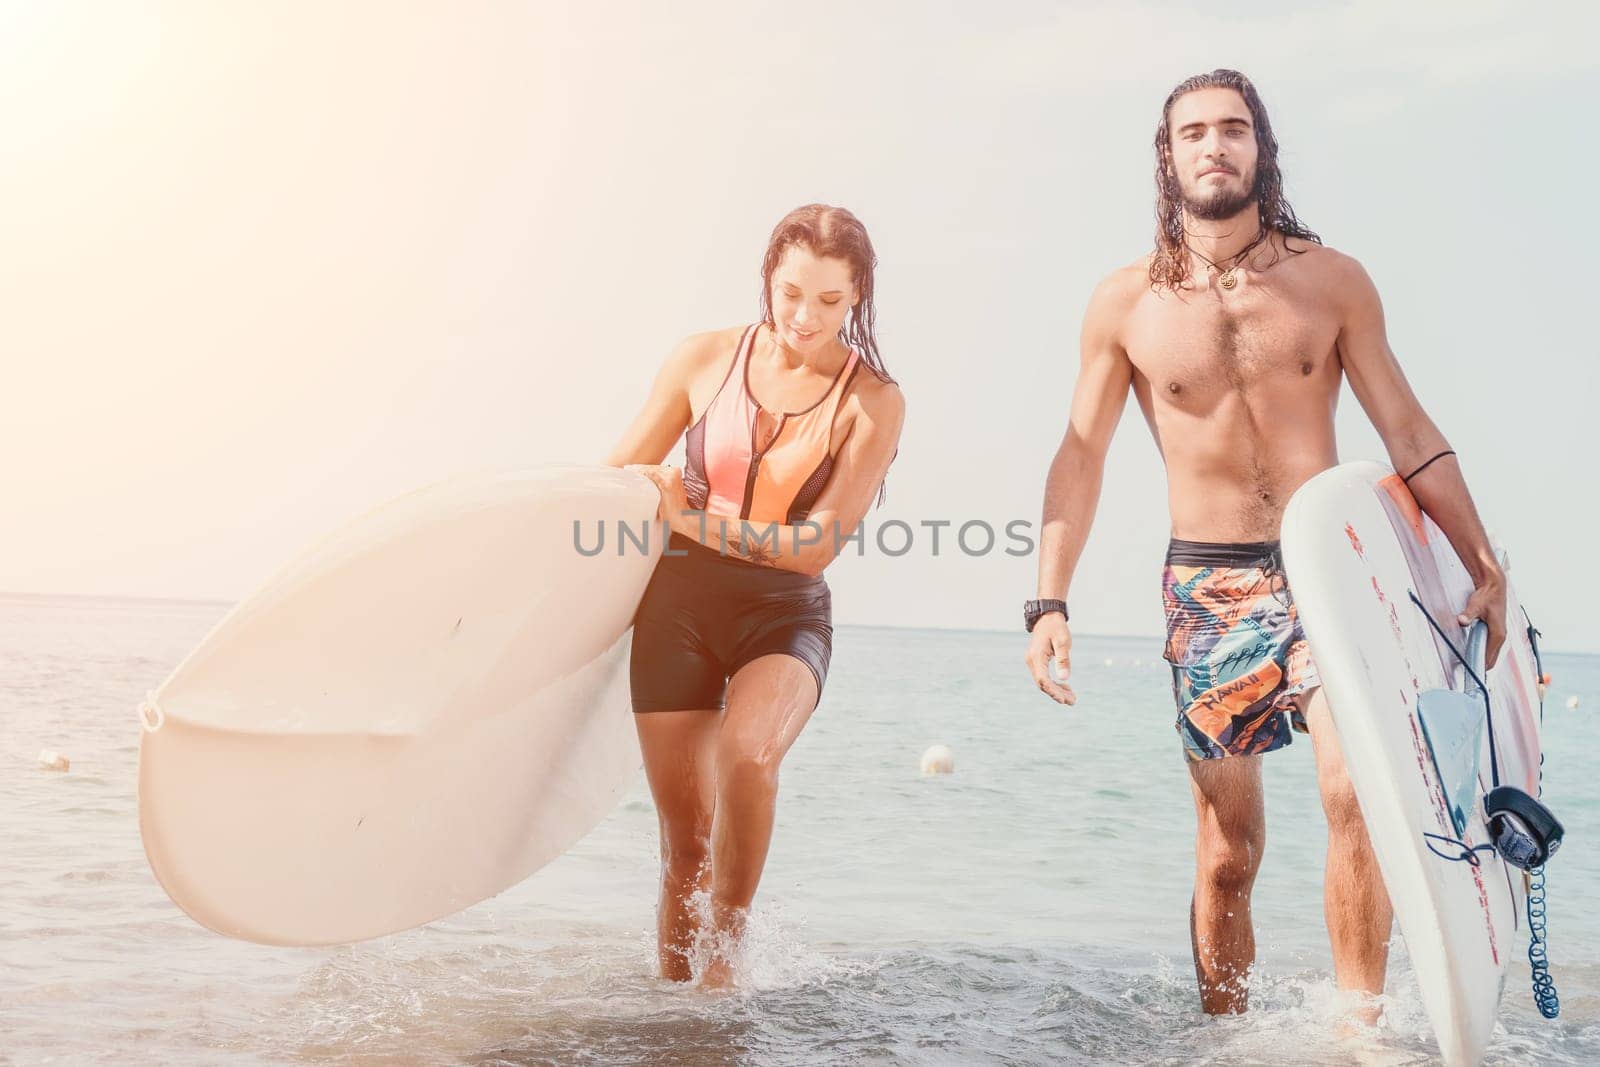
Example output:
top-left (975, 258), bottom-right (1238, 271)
top-left (1219, 271), bottom-right (1238, 290)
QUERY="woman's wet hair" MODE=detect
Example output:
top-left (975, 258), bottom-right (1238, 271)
top-left (758, 204), bottom-right (896, 504)
top-left (759, 204), bottom-right (894, 384)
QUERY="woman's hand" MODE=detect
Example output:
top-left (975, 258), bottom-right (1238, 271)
top-left (626, 464), bottom-right (690, 527)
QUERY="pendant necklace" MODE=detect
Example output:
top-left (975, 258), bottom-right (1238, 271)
top-left (1188, 228), bottom-right (1268, 291)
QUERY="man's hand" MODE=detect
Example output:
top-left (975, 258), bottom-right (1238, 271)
top-left (1025, 614), bottom-right (1076, 705)
top-left (1458, 566), bottom-right (1508, 669)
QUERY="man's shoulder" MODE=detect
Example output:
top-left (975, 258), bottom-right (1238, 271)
top-left (1279, 237), bottom-right (1368, 286)
top-left (1278, 240), bottom-right (1384, 319)
top-left (1088, 257), bottom-right (1153, 313)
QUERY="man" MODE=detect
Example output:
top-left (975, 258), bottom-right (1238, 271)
top-left (1022, 69), bottom-right (1508, 1014)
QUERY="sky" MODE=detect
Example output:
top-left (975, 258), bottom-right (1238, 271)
top-left (3, 1), bottom-right (1597, 650)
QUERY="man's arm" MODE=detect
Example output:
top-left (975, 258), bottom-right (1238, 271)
top-left (1333, 254), bottom-right (1508, 665)
top-left (1026, 272), bottom-right (1137, 703)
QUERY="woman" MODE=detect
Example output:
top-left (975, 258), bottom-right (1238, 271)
top-left (606, 204), bottom-right (904, 988)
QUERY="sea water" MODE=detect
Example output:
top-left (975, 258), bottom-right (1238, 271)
top-left (2, 595), bottom-right (1596, 1065)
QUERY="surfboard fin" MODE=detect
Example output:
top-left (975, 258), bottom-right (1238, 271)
top-left (1417, 621), bottom-right (1490, 837)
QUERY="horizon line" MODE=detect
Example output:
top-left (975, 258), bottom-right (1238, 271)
top-left (3, 590), bottom-right (1595, 656)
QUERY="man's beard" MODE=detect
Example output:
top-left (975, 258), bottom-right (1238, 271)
top-left (1183, 172), bottom-right (1257, 221)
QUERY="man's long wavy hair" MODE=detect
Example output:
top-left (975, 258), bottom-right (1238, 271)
top-left (1149, 69), bottom-right (1320, 291)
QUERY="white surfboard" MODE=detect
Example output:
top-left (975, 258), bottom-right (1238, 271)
top-left (137, 466), bottom-right (663, 946)
top-left (1282, 461), bottom-right (1545, 1066)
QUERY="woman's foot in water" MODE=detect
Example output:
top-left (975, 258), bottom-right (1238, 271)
top-left (697, 900), bottom-right (748, 990)
top-left (698, 951), bottom-right (736, 990)
top-left (656, 857), bottom-right (712, 982)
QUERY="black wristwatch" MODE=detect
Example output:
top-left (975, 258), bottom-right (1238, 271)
top-left (1023, 598), bottom-right (1068, 633)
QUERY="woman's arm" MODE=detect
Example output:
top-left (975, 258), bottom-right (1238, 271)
top-left (604, 331), bottom-right (730, 467)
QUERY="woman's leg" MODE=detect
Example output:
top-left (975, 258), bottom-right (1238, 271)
top-left (635, 707), bottom-right (721, 981)
top-left (701, 653), bottom-right (820, 987)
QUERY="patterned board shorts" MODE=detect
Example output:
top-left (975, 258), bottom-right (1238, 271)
top-left (1161, 538), bottom-right (1321, 762)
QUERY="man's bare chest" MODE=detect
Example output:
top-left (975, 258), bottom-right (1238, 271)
top-left (1122, 283), bottom-right (1341, 399)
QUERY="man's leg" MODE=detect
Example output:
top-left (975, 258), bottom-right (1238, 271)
top-left (1187, 753), bottom-right (1266, 1013)
top-left (1301, 687), bottom-right (1392, 998)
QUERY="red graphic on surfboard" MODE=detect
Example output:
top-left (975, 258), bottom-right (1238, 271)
top-left (1345, 522), bottom-right (1365, 558)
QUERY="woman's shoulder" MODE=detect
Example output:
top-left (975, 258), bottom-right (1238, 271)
top-left (846, 360), bottom-right (905, 423)
top-left (662, 324), bottom-right (749, 378)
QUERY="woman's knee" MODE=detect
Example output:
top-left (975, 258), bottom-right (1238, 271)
top-left (658, 814), bottom-right (711, 874)
top-left (716, 736), bottom-right (782, 796)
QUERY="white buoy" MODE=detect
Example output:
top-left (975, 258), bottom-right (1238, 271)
top-left (1566, 696), bottom-right (1581, 710)
top-left (1103, 658), bottom-right (1114, 667)
top-left (38, 750), bottom-right (69, 772)
top-left (920, 744), bottom-right (955, 776)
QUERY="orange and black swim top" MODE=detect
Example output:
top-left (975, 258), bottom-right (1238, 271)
top-left (683, 324), bottom-right (861, 526)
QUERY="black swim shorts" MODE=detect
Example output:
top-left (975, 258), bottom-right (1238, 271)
top-left (630, 532), bottom-right (833, 713)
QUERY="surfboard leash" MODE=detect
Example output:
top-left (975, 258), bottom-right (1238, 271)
top-left (1406, 594), bottom-right (1561, 1018)
top-left (1420, 833), bottom-right (1495, 865)
top-left (1527, 861), bottom-right (1558, 1018)
top-left (1523, 611), bottom-right (1560, 1019)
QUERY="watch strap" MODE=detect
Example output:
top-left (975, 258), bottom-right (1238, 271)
top-left (1024, 598), bottom-right (1069, 632)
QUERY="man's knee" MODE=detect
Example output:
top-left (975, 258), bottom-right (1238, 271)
top-left (1188, 755), bottom-right (1266, 899)
top-left (1196, 829), bottom-right (1264, 899)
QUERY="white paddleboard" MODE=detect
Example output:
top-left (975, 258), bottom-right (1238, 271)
top-left (1282, 461), bottom-right (1545, 1066)
top-left (137, 466), bottom-right (663, 946)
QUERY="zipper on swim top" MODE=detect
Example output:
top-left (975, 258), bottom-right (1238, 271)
top-left (740, 413), bottom-right (786, 520)
top-left (735, 332), bottom-right (855, 520)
